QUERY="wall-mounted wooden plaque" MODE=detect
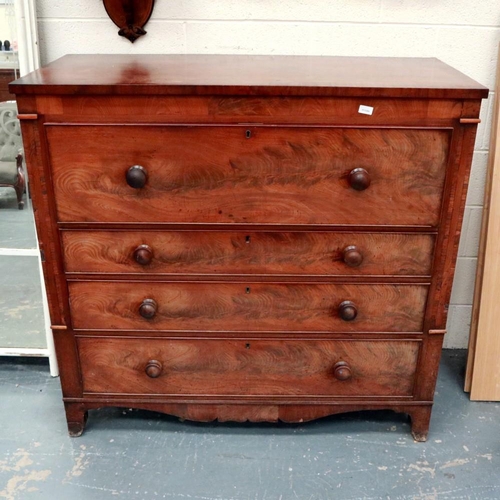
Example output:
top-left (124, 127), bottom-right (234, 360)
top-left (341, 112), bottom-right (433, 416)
top-left (103, 0), bottom-right (155, 43)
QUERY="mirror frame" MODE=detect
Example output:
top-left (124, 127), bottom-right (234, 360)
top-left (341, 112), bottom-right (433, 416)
top-left (0, 1), bottom-right (58, 377)
top-left (15, 0), bottom-right (40, 75)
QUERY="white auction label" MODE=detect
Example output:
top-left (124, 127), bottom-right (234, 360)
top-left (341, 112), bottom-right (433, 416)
top-left (358, 105), bottom-right (374, 115)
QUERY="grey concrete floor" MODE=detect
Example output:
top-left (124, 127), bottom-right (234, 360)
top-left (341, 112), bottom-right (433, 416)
top-left (0, 350), bottom-right (499, 500)
top-left (0, 256), bottom-right (46, 349)
top-left (0, 189), bottom-right (37, 249)
top-left (0, 188), bottom-right (46, 349)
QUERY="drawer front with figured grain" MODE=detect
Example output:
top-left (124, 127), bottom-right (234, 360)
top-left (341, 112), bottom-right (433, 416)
top-left (47, 125), bottom-right (450, 226)
top-left (61, 230), bottom-right (435, 277)
top-left (68, 282), bottom-right (428, 332)
top-left (78, 337), bottom-right (420, 397)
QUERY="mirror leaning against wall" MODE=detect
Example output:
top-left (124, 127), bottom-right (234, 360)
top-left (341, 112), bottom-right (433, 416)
top-left (0, 0), bottom-right (57, 375)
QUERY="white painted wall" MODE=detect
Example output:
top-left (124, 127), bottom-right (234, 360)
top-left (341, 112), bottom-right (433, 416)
top-left (35, 1), bottom-right (500, 348)
top-left (0, 5), bottom-right (15, 42)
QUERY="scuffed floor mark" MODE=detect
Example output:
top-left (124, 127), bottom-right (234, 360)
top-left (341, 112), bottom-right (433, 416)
top-left (61, 482), bottom-right (120, 495)
top-left (440, 458), bottom-right (470, 469)
top-left (439, 453), bottom-right (494, 472)
top-left (407, 461), bottom-right (436, 478)
top-left (64, 445), bottom-right (89, 481)
top-left (2, 302), bottom-right (34, 320)
top-left (0, 470), bottom-right (51, 500)
top-left (0, 448), bottom-right (51, 500)
top-left (0, 449), bottom-right (33, 473)
top-left (418, 487), bottom-right (439, 500)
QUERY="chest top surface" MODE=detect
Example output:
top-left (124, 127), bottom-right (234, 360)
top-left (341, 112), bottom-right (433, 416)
top-left (10, 54), bottom-right (488, 99)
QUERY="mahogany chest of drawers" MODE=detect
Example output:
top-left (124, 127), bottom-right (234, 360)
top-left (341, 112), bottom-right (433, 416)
top-left (11, 55), bottom-right (488, 440)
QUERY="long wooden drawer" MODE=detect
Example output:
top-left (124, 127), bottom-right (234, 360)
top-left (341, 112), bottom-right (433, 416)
top-left (61, 230), bottom-right (435, 277)
top-left (68, 282), bottom-right (428, 332)
top-left (78, 337), bottom-right (420, 397)
top-left (47, 125), bottom-right (450, 226)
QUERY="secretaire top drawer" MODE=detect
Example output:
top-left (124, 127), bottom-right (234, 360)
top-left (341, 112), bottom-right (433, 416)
top-left (46, 125), bottom-right (450, 226)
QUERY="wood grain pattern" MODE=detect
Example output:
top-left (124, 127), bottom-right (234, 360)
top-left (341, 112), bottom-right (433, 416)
top-left (78, 337), bottom-right (420, 397)
top-left (15, 114), bottom-right (82, 400)
top-left (47, 125), bottom-right (450, 226)
top-left (423, 104), bottom-right (481, 332)
top-left (11, 55), bottom-right (487, 438)
top-left (10, 54), bottom-right (488, 99)
top-left (32, 96), bottom-right (465, 125)
top-left (68, 282), bottom-right (428, 332)
top-left (61, 230), bottom-right (435, 277)
top-left (62, 400), bottom-right (432, 440)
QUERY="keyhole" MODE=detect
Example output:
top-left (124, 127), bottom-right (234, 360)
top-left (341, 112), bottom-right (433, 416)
top-left (245, 343), bottom-right (251, 349)
top-left (246, 287), bottom-right (251, 294)
top-left (246, 130), bottom-right (251, 139)
top-left (245, 235), bottom-right (251, 244)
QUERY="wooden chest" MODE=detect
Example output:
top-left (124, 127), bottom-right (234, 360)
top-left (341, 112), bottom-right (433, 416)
top-left (11, 55), bottom-right (488, 440)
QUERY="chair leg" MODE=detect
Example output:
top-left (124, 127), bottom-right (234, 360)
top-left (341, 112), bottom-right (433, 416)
top-left (14, 157), bottom-right (25, 210)
top-left (14, 183), bottom-right (24, 210)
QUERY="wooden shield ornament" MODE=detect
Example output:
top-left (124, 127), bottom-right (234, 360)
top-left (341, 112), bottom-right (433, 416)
top-left (103, 0), bottom-right (155, 43)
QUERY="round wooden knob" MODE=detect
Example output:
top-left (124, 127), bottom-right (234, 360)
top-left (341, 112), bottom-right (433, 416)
top-left (139, 298), bottom-right (157, 319)
top-left (348, 168), bottom-right (371, 191)
top-left (333, 361), bottom-right (352, 381)
top-left (133, 245), bottom-right (153, 266)
top-left (343, 245), bottom-right (363, 267)
top-left (126, 165), bottom-right (148, 189)
top-left (145, 360), bottom-right (162, 378)
top-left (338, 300), bottom-right (357, 321)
